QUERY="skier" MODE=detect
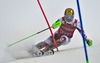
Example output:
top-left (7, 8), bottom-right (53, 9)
top-left (34, 8), bottom-right (93, 53)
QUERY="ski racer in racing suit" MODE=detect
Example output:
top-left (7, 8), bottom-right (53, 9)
top-left (35, 8), bottom-right (93, 52)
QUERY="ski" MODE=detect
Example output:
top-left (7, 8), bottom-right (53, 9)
top-left (32, 50), bottom-right (54, 57)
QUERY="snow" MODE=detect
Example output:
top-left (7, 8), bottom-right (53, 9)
top-left (5, 45), bottom-right (100, 63)
top-left (0, 0), bottom-right (100, 63)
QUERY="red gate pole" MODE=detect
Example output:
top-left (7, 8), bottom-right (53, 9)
top-left (37, 0), bottom-right (59, 51)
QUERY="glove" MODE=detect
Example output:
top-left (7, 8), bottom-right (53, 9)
top-left (86, 38), bottom-right (93, 46)
top-left (51, 21), bottom-right (62, 29)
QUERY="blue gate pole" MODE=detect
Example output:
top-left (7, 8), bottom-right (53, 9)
top-left (76, 0), bottom-right (89, 63)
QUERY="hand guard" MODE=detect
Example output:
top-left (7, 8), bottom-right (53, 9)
top-left (51, 21), bottom-right (62, 29)
top-left (86, 38), bottom-right (93, 46)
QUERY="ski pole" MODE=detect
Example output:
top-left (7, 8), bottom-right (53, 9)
top-left (8, 27), bottom-right (49, 47)
top-left (8, 21), bottom-right (61, 47)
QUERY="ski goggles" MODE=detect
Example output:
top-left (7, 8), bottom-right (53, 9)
top-left (65, 15), bottom-right (73, 19)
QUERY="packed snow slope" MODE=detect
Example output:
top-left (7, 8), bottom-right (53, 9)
top-left (6, 44), bottom-right (100, 63)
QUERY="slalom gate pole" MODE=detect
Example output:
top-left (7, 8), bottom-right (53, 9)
top-left (37, 0), bottom-right (58, 51)
top-left (76, 0), bottom-right (89, 63)
top-left (8, 27), bottom-right (49, 47)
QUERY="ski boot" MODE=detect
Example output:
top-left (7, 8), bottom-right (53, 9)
top-left (33, 50), bottom-right (44, 57)
top-left (30, 45), bottom-right (44, 57)
top-left (35, 42), bottom-right (54, 56)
